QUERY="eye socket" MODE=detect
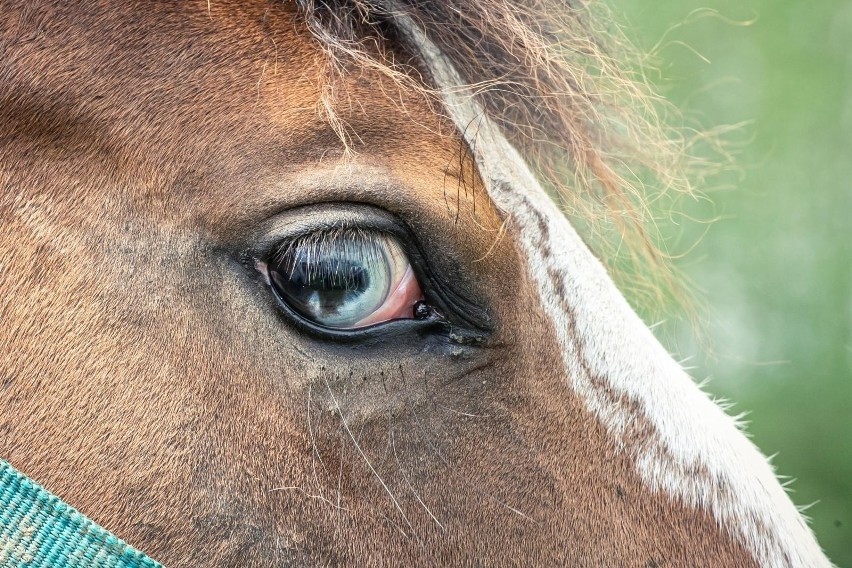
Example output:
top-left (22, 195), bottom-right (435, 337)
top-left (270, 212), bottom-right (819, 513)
top-left (264, 228), bottom-right (425, 329)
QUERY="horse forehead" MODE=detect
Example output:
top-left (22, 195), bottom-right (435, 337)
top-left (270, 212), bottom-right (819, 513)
top-left (2, 4), bottom-right (478, 221)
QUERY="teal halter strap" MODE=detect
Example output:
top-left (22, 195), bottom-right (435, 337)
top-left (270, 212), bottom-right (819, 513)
top-left (0, 459), bottom-right (161, 567)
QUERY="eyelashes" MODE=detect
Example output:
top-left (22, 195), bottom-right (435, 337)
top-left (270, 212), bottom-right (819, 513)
top-left (271, 227), bottom-right (399, 286)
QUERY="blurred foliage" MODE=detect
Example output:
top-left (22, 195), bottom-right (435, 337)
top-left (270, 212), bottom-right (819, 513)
top-left (608, 0), bottom-right (852, 563)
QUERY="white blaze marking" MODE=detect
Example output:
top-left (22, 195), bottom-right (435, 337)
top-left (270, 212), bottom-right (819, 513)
top-left (388, 9), bottom-right (832, 568)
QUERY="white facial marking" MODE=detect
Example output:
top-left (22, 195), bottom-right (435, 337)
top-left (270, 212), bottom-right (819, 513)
top-left (389, 9), bottom-right (832, 568)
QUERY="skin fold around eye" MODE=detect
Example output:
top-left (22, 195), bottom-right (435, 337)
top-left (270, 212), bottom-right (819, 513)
top-left (262, 229), bottom-right (424, 330)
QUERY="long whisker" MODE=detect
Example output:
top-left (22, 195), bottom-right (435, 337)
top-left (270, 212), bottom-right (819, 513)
top-left (268, 485), bottom-right (348, 511)
top-left (406, 386), bottom-right (534, 522)
top-left (335, 418), bottom-right (346, 537)
top-left (390, 420), bottom-right (446, 531)
top-left (306, 378), bottom-right (331, 501)
top-left (322, 375), bottom-right (416, 538)
top-left (435, 403), bottom-right (491, 419)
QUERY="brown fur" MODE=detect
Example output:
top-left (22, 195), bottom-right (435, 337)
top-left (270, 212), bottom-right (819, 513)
top-left (0, 2), bottom-right (754, 566)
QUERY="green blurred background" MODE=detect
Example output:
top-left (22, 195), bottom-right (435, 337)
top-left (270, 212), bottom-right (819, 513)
top-left (608, 0), bottom-right (851, 563)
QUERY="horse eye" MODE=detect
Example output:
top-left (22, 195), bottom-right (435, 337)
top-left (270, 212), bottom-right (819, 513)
top-left (265, 230), bottom-right (425, 329)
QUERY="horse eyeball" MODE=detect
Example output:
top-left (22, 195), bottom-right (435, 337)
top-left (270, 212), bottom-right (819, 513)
top-left (266, 230), bottom-right (425, 329)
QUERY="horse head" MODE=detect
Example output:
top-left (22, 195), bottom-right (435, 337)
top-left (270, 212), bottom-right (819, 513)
top-left (0, 2), bottom-right (831, 566)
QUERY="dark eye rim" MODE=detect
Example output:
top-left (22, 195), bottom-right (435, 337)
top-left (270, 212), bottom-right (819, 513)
top-left (241, 202), bottom-right (492, 343)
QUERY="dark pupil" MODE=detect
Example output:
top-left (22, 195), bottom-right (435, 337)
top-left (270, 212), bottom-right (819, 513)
top-left (270, 253), bottom-right (372, 320)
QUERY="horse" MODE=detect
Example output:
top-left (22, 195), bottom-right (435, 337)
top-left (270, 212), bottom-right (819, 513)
top-left (0, 1), bottom-right (833, 566)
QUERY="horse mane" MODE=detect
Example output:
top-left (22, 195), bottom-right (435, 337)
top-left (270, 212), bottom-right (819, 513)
top-left (293, 0), bottom-right (702, 319)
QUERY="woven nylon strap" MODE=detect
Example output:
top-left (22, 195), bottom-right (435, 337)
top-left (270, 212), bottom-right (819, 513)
top-left (0, 459), bottom-right (161, 568)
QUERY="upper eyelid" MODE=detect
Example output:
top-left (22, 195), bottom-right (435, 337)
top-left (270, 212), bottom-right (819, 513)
top-left (243, 203), bottom-right (409, 262)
